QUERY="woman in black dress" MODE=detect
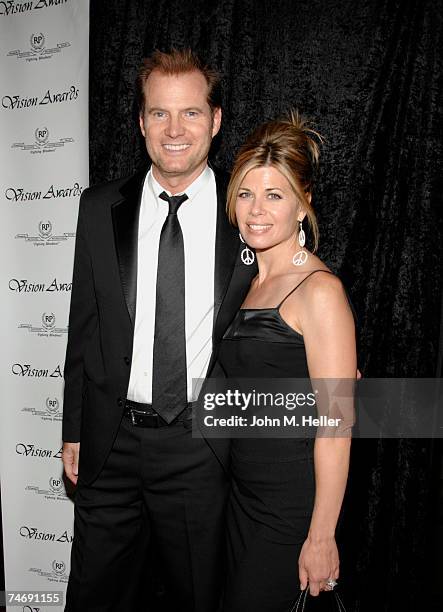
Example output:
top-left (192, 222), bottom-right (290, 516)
top-left (219, 112), bottom-right (357, 611)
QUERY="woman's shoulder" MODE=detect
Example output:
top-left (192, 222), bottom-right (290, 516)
top-left (303, 267), bottom-right (343, 292)
top-left (281, 261), bottom-right (347, 311)
top-left (282, 252), bottom-right (341, 292)
top-left (292, 267), bottom-right (353, 335)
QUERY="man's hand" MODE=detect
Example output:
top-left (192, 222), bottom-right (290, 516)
top-left (62, 442), bottom-right (80, 485)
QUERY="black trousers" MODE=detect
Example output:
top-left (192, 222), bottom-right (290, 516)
top-left (65, 415), bottom-right (229, 612)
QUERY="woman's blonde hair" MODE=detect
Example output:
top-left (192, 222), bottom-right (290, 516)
top-left (226, 110), bottom-right (322, 251)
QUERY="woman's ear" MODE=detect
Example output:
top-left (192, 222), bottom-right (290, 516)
top-left (297, 209), bottom-right (307, 222)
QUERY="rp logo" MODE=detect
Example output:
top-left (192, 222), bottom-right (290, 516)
top-left (39, 220), bottom-right (52, 239)
top-left (30, 33), bottom-right (45, 52)
top-left (49, 477), bottom-right (64, 494)
top-left (52, 559), bottom-right (66, 574)
top-left (42, 312), bottom-right (55, 329)
top-left (46, 397), bottom-right (60, 413)
top-left (35, 127), bottom-right (49, 145)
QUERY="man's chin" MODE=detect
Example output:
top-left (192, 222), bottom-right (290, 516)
top-left (156, 161), bottom-right (192, 176)
top-left (154, 158), bottom-right (206, 179)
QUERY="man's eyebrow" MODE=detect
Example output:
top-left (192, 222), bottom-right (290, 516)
top-left (183, 107), bottom-right (205, 112)
top-left (146, 106), bottom-right (205, 113)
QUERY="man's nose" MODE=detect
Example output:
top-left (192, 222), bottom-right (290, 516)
top-left (165, 115), bottom-right (185, 138)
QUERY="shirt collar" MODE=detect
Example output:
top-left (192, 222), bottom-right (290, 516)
top-left (147, 165), bottom-right (212, 205)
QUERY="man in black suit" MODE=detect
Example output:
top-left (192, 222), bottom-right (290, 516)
top-left (62, 48), bottom-right (256, 611)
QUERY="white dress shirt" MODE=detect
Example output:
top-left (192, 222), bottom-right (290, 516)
top-left (127, 165), bottom-right (217, 404)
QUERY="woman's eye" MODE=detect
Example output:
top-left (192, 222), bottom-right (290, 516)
top-left (238, 192), bottom-right (252, 199)
top-left (268, 192), bottom-right (282, 200)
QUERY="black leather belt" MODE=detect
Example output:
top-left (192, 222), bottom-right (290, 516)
top-left (123, 399), bottom-right (193, 428)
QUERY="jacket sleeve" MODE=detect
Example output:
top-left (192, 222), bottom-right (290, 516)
top-left (62, 188), bottom-right (98, 442)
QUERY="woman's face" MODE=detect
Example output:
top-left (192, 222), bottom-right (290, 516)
top-left (235, 165), bottom-right (303, 250)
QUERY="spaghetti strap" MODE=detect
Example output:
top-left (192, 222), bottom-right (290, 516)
top-left (276, 269), bottom-right (334, 309)
top-left (276, 270), bottom-right (359, 327)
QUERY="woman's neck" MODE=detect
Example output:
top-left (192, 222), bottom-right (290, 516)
top-left (255, 236), bottom-right (303, 284)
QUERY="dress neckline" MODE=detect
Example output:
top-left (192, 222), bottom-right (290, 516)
top-left (237, 269), bottom-right (336, 339)
top-left (238, 307), bottom-right (304, 339)
top-left (240, 307), bottom-right (278, 311)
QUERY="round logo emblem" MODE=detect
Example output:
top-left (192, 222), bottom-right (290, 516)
top-left (46, 397), bottom-right (59, 413)
top-left (39, 220), bottom-right (52, 239)
top-left (30, 33), bottom-right (45, 52)
top-left (42, 312), bottom-right (55, 329)
top-left (35, 127), bottom-right (49, 145)
top-left (52, 559), bottom-right (66, 575)
top-left (49, 477), bottom-right (64, 494)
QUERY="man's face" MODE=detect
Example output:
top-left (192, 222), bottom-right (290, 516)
top-left (139, 70), bottom-right (221, 185)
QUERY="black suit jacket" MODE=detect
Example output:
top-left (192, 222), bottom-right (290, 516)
top-left (62, 166), bottom-right (257, 485)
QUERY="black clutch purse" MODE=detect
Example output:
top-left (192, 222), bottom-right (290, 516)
top-left (290, 586), bottom-right (347, 611)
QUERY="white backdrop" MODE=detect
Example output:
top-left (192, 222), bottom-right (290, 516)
top-left (0, 1), bottom-right (89, 609)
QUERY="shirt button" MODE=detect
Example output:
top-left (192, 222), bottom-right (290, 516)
top-left (117, 397), bottom-right (123, 407)
top-left (124, 356), bottom-right (130, 365)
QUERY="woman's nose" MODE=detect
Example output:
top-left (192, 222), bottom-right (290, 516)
top-left (250, 196), bottom-right (266, 215)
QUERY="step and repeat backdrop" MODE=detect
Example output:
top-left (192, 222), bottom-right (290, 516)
top-left (0, 1), bottom-right (89, 609)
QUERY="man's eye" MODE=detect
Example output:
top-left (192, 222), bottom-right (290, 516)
top-left (185, 111), bottom-right (199, 117)
top-left (152, 111), bottom-right (166, 118)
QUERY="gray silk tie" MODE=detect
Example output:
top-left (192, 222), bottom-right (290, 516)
top-left (152, 191), bottom-right (188, 423)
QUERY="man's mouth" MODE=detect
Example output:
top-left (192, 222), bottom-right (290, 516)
top-left (162, 144), bottom-right (191, 151)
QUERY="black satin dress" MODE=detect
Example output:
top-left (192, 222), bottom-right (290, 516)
top-left (218, 269), bottom-right (335, 612)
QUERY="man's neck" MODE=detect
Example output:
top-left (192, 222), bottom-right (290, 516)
top-left (152, 163), bottom-right (208, 195)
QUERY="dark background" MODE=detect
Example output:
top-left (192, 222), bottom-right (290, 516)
top-left (87, 0), bottom-right (443, 610)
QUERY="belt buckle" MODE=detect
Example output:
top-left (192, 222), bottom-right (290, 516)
top-left (130, 408), bottom-right (146, 426)
top-left (129, 408), bottom-right (162, 428)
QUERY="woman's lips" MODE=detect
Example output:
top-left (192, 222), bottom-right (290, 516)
top-left (246, 224), bottom-right (273, 234)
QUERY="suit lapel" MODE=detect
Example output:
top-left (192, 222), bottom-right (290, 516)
top-left (212, 170), bottom-right (239, 331)
top-left (111, 165), bottom-right (256, 354)
top-left (111, 168), bottom-right (147, 326)
top-left (207, 169), bottom-right (258, 376)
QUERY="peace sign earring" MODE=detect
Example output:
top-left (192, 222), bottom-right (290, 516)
top-left (292, 221), bottom-right (308, 266)
top-left (239, 233), bottom-right (255, 265)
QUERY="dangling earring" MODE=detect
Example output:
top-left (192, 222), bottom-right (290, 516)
top-left (292, 221), bottom-right (308, 266)
top-left (239, 233), bottom-right (255, 265)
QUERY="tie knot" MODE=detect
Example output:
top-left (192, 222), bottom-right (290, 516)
top-left (159, 191), bottom-right (188, 215)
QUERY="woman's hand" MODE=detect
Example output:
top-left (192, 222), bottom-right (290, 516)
top-left (298, 535), bottom-right (339, 596)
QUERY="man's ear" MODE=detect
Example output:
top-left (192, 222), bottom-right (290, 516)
top-left (212, 107), bottom-right (222, 138)
top-left (139, 113), bottom-right (146, 137)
